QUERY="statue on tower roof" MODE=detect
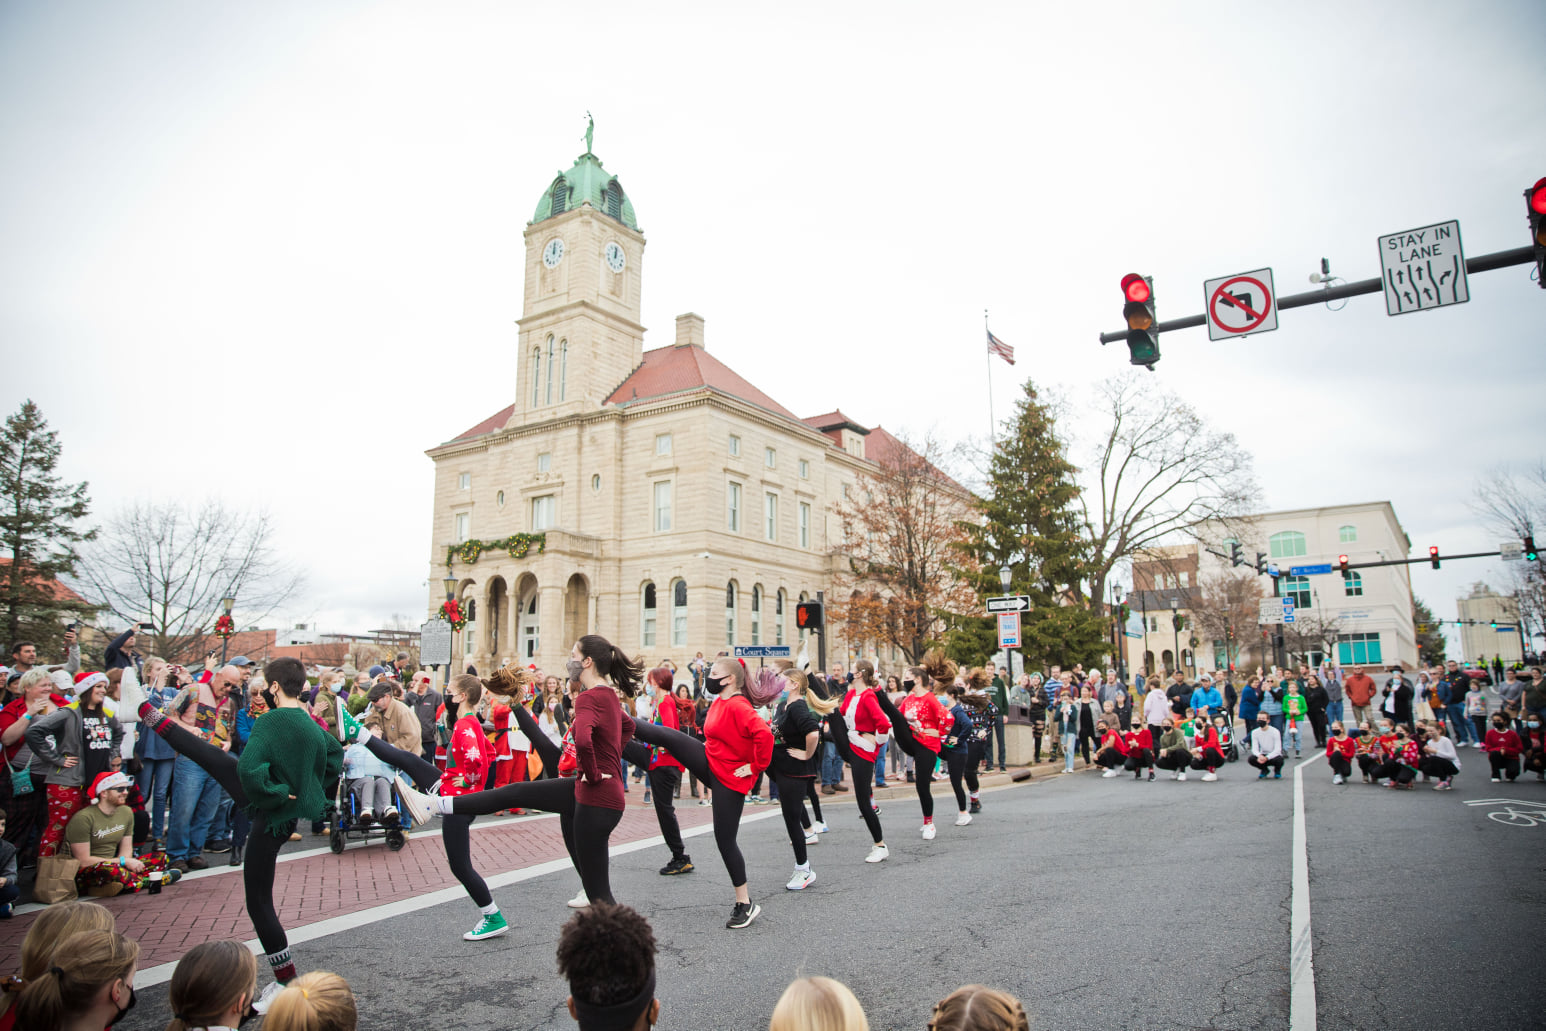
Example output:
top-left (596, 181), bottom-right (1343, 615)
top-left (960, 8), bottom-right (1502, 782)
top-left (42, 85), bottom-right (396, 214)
top-left (583, 111), bottom-right (594, 155)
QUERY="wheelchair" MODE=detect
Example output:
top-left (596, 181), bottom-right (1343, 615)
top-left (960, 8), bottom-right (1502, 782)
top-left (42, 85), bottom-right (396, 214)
top-left (326, 775), bottom-right (409, 854)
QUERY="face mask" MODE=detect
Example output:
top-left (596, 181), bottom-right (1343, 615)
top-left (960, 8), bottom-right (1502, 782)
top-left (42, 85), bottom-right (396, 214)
top-left (1258, 723), bottom-right (1269, 731)
top-left (1354, 729), bottom-right (1365, 737)
top-left (1494, 722), bottom-right (1506, 729)
top-left (111, 985), bottom-right (137, 1025)
top-left (1531, 722), bottom-right (1542, 729)
top-left (565, 659), bottom-right (585, 683)
top-left (706, 676), bottom-right (727, 696)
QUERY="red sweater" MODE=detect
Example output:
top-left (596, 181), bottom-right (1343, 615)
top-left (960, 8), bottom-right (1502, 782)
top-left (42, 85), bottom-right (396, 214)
top-left (1485, 728), bottom-right (1523, 757)
top-left (648, 692), bottom-right (685, 771)
top-left (899, 691), bottom-right (948, 754)
top-left (704, 694), bottom-right (774, 794)
top-left (1193, 727), bottom-right (1223, 755)
top-left (839, 687), bottom-right (891, 761)
top-left (1100, 729), bottom-right (1127, 755)
top-left (572, 686), bottom-right (636, 810)
top-left (441, 714), bottom-right (494, 796)
top-left (1326, 736), bottom-right (1356, 761)
top-left (1122, 728), bottom-right (1153, 753)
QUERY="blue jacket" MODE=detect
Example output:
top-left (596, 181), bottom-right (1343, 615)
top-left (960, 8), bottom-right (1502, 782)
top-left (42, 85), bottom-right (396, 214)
top-left (136, 684), bottom-right (181, 761)
top-left (1238, 686), bottom-right (1263, 723)
top-left (1189, 686), bottom-right (1223, 716)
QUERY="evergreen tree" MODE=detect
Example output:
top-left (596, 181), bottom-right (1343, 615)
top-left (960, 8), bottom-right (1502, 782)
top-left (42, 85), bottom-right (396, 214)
top-left (960, 380), bottom-right (1109, 672)
top-left (0, 400), bottom-right (95, 652)
top-left (1412, 597), bottom-right (1447, 665)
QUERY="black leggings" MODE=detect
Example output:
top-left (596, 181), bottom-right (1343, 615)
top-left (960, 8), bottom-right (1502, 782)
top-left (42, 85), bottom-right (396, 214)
top-left (874, 690), bottom-right (941, 819)
top-left (362, 735), bottom-right (493, 909)
top-left (147, 716), bottom-right (291, 956)
top-left (1489, 752), bottom-right (1521, 780)
top-left (772, 772), bottom-right (813, 865)
top-left (1327, 753), bottom-right (1352, 778)
top-left (631, 721), bottom-right (751, 889)
top-left (943, 748), bottom-right (979, 810)
top-left (647, 766), bottom-right (686, 859)
top-left (822, 713), bottom-right (884, 844)
top-left (801, 779), bottom-right (824, 828)
top-left (1155, 750), bottom-right (1191, 771)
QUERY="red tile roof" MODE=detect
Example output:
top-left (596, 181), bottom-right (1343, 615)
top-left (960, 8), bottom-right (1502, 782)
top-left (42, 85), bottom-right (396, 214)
top-left (864, 425), bottom-right (969, 493)
top-left (605, 345), bottom-right (800, 420)
top-left (0, 558), bottom-right (87, 605)
top-left (449, 405), bottom-right (516, 443)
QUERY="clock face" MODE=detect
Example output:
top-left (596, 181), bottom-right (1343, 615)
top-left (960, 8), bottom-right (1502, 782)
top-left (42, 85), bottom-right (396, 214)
top-left (604, 241), bottom-right (626, 273)
top-left (543, 238), bottom-right (565, 269)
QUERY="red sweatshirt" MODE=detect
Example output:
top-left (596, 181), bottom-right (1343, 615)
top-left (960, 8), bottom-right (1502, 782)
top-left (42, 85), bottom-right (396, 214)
top-left (1193, 727), bottom-right (1222, 756)
top-left (572, 685), bottom-right (637, 810)
top-left (441, 714), bottom-right (494, 796)
top-left (899, 691), bottom-right (948, 754)
top-left (1100, 729), bottom-right (1128, 755)
top-left (1122, 727), bottom-right (1153, 753)
top-left (1485, 728), bottom-right (1522, 757)
top-left (840, 687), bottom-right (891, 761)
top-left (704, 693), bottom-right (774, 794)
top-left (648, 692), bottom-right (685, 771)
top-left (1325, 736), bottom-right (1356, 761)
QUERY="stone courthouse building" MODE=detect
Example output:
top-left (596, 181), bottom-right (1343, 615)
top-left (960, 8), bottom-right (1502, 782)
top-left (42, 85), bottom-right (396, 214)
top-left (425, 136), bottom-right (924, 675)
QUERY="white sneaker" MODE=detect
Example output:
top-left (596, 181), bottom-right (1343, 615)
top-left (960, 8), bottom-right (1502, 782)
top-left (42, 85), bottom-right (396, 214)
top-left (396, 778), bottom-right (434, 827)
top-left (1169, 772), bottom-right (1179, 780)
top-left (566, 889), bottom-right (590, 909)
top-left (1202, 772), bottom-right (1217, 782)
top-left (954, 812), bottom-right (972, 827)
top-left (864, 844), bottom-right (889, 863)
top-left (253, 981), bottom-right (286, 1015)
top-left (1178, 771), bottom-right (1187, 782)
top-left (1333, 774), bottom-right (1344, 784)
top-left (786, 866), bottom-right (816, 891)
top-left (921, 822), bottom-right (936, 840)
top-left (1101, 769), bottom-right (1119, 778)
top-left (804, 830), bottom-right (820, 845)
top-left (1492, 777), bottom-right (1502, 783)
top-left (811, 820), bottom-right (828, 834)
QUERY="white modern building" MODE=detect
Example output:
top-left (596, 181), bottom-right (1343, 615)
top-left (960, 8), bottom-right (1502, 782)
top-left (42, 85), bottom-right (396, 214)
top-left (1455, 583), bottom-right (1524, 664)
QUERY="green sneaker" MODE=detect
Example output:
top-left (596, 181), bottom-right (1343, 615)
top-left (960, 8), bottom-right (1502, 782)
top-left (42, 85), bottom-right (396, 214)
top-left (335, 705), bottom-right (366, 744)
top-left (463, 911), bottom-right (509, 941)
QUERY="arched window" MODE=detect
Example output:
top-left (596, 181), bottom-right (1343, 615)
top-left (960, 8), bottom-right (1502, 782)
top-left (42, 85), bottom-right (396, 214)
top-left (550, 178), bottom-right (568, 215)
top-left (751, 586), bottom-right (762, 646)
top-left (558, 340), bottom-right (567, 402)
top-left (641, 582), bottom-right (657, 647)
top-left (775, 589), bottom-right (786, 646)
top-left (1269, 531), bottom-right (1306, 559)
top-left (1339, 525), bottom-right (1358, 543)
top-left (671, 579), bottom-right (688, 647)
top-left (530, 347), bottom-right (542, 407)
top-left (1281, 575), bottom-right (1311, 608)
top-left (725, 581), bottom-right (737, 646)
top-left (544, 335), bottom-right (556, 405)
top-left (605, 179), bottom-right (623, 220)
top-left (1344, 572), bottom-right (1363, 598)
top-left (520, 594), bottom-right (540, 659)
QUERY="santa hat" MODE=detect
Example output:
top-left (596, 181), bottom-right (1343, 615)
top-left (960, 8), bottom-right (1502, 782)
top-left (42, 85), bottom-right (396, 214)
top-left (72, 671), bottom-right (108, 695)
top-left (88, 770), bottom-right (132, 800)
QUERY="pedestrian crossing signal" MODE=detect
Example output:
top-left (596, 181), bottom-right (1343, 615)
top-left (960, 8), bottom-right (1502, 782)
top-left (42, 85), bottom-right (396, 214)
top-left (795, 601), bottom-right (824, 631)
top-left (1526, 535), bottom-right (1538, 562)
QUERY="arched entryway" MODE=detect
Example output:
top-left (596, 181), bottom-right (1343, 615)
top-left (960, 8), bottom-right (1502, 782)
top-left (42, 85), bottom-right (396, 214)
top-left (515, 573), bottom-right (540, 662)
top-left (563, 573), bottom-right (589, 648)
top-left (486, 576), bottom-right (508, 661)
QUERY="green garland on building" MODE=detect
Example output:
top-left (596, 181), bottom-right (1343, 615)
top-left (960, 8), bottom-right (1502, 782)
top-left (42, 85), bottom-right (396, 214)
top-left (446, 533), bottom-right (548, 569)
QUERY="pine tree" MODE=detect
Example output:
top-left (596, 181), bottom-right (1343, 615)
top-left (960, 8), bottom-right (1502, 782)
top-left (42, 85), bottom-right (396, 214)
top-left (1412, 597), bottom-right (1447, 665)
top-left (960, 380), bottom-right (1109, 672)
top-left (0, 400), bottom-right (95, 652)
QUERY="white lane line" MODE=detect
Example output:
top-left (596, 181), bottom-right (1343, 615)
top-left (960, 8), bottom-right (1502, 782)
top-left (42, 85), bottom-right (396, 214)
top-left (132, 808), bottom-right (788, 989)
top-left (1291, 753), bottom-right (1322, 1031)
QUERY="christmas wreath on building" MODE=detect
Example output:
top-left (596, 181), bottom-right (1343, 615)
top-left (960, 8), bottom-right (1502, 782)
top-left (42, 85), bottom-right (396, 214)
top-left (440, 598), bottom-right (467, 631)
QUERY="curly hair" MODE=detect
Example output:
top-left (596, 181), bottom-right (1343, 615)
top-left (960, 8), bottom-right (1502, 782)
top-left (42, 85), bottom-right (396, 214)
top-left (921, 647), bottom-right (958, 687)
top-left (556, 902), bottom-right (656, 1007)
top-left (484, 661), bottom-right (538, 699)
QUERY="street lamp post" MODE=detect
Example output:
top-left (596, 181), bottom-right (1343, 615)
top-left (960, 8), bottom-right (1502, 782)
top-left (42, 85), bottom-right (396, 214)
top-left (998, 564), bottom-right (1015, 682)
top-left (1170, 594), bottom-right (1181, 678)
top-left (1111, 583), bottom-right (1125, 682)
top-left (442, 576), bottom-right (458, 687)
top-left (220, 595), bottom-right (235, 665)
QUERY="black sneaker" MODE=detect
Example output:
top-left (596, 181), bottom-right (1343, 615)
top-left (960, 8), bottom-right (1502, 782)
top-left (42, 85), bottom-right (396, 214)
top-left (726, 902), bottom-right (761, 929)
top-left (659, 855), bottom-right (694, 876)
top-left (185, 856), bottom-right (209, 870)
top-left (968, 799), bottom-right (981, 814)
top-left (204, 839), bottom-right (232, 854)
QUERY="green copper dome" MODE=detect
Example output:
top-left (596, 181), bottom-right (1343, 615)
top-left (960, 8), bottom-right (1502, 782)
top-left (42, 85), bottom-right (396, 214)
top-left (532, 150), bottom-right (638, 231)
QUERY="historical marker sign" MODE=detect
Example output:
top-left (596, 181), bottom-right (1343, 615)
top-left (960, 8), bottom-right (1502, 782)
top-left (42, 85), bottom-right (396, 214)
top-left (420, 618), bottom-right (453, 667)
top-left (996, 612), bottom-right (1022, 649)
top-left (1204, 268), bottom-right (1278, 340)
top-left (1378, 220), bottom-right (1468, 316)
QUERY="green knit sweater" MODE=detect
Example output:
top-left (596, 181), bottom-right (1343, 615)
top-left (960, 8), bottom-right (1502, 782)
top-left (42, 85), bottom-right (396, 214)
top-left (237, 706), bottom-right (344, 837)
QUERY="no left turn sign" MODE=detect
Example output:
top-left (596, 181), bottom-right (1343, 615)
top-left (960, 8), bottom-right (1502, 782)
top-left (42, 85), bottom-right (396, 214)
top-left (1203, 267), bottom-right (1278, 341)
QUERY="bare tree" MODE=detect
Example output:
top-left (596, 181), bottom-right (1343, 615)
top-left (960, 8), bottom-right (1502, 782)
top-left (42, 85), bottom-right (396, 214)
top-left (1072, 373), bottom-right (1259, 612)
top-left (1190, 569), bottom-right (1266, 671)
top-left (1282, 610), bottom-right (1346, 666)
top-left (78, 500), bottom-right (303, 662)
top-left (1471, 462), bottom-right (1545, 649)
top-left (830, 431), bottom-right (977, 665)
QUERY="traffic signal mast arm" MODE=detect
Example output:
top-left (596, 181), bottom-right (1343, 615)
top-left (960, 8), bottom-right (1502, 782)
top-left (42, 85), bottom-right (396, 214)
top-left (1098, 245), bottom-right (1535, 345)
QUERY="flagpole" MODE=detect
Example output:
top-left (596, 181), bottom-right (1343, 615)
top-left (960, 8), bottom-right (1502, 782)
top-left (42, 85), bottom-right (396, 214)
top-left (984, 309), bottom-right (995, 447)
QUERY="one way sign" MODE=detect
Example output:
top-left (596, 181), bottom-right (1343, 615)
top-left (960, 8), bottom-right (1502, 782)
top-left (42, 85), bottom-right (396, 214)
top-left (985, 595), bottom-right (1031, 613)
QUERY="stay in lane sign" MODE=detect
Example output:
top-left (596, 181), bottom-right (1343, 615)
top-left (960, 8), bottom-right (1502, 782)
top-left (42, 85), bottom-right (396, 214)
top-left (1378, 220), bottom-right (1467, 316)
top-left (1203, 267), bottom-right (1278, 341)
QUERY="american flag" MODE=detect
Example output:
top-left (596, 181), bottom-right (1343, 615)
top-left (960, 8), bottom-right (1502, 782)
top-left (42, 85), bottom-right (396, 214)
top-left (986, 328), bottom-right (1015, 365)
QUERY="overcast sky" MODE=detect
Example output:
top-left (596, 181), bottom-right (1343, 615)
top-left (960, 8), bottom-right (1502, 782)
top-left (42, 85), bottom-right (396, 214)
top-left (3, 1), bottom-right (1542, 656)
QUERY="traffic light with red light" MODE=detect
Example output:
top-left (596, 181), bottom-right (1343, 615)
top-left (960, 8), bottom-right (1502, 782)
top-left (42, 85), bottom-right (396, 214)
top-left (795, 601), bottom-right (824, 632)
top-left (1429, 545), bottom-right (1440, 569)
top-left (1338, 554), bottom-right (1350, 578)
top-left (1121, 273), bottom-right (1159, 369)
top-left (1528, 177), bottom-right (1546, 289)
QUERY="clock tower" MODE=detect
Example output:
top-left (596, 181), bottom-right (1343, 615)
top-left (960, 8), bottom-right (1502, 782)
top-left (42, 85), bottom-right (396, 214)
top-left (514, 140), bottom-right (645, 425)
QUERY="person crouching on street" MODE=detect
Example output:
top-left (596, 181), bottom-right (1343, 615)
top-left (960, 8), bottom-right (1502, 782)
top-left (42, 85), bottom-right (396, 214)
top-left (1417, 720), bottom-right (1460, 791)
top-left (1189, 718), bottom-right (1226, 782)
top-left (1375, 724), bottom-right (1421, 789)
top-left (1325, 722), bottom-right (1356, 784)
top-left (1248, 716), bottom-right (1285, 780)
top-left (1484, 714), bottom-right (1523, 783)
top-left (1121, 725), bottom-right (1153, 781)
top-left (1153, 718), bottom-right (1192, 781)
top-left (1094, 721), bottom-right (1128, 778)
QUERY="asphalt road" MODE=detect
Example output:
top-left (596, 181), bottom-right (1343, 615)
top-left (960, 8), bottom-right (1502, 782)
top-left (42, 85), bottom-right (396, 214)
top-left (120, 752), bottom-right (1546, 1031)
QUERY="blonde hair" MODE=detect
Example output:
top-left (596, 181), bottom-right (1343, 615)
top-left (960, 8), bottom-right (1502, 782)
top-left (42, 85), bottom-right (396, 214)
top-left (167, 940), bottom-right (257, 1031)
top-left (781, 667), bottom-right (839, 716)
top-left (17, 668), bottom-right (51, 695)
top-left (769, 976), bottom-right (868, 1031)
top-left (13, 930), bottom-right (139, 1031)
top-left (484, 661), bottom-right (538, 699)
top-left (0, 901), bottom-right (115, 1020)
top-left (263, 971), bottom-right (357, 1031)
top-left (928, 985), bottom-right (1029, 1031)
